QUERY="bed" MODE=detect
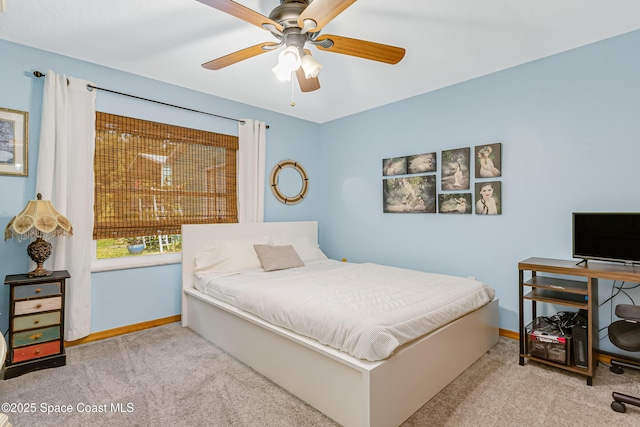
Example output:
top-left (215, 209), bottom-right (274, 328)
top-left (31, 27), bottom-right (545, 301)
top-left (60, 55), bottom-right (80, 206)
top-left (181, 221), bottom-right (499, 427)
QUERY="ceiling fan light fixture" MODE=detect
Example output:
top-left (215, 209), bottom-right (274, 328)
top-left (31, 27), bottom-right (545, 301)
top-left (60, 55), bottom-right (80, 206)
top-left (277, 46), bottom-right (301, 72)
top-left (272, 63), bottom-right (292, 81)
top-left (301, 53), bottom-right (322, 79)
top-left (300, 18), bottom-right (317, 34)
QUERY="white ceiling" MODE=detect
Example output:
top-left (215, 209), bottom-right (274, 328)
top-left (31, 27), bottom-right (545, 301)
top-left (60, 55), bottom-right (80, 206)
top-left (1, 0), bottom-right (640, 123)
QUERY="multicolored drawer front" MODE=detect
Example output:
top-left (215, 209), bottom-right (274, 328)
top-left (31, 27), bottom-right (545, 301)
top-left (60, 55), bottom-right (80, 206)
top-left (14, 296), bottom-right (62, 315)
top-left (12, 326), bottom-right (60, 348)
top-left (3, 270), bottom-right (69, 379)
top-left (13, 311), bottom-right (61, 332)
top-left (13, 282), bottom-right (61, 299)
top-left (12, 341), bottom-right (61, 363)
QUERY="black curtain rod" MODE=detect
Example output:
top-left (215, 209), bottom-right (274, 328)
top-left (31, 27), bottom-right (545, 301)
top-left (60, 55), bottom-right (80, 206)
top-left (33, 70), bottom-right (269, 128)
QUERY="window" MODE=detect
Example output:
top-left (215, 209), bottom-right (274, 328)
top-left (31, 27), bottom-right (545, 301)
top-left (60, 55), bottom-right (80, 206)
top-left (93, 112), bottom-right (238, 260)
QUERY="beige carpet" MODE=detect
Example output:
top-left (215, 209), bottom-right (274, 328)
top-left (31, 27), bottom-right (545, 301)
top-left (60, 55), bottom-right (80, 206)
top-left (1, 322), bottom-right (639, 426)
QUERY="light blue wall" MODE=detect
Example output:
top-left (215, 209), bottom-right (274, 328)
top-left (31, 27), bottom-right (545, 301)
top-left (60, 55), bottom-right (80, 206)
top-left (0, 39), bottom-right (321, 335)
top-left (318, 30), bottom-right (640, 355)
top-left (2, 29), bottom-right (639, 356)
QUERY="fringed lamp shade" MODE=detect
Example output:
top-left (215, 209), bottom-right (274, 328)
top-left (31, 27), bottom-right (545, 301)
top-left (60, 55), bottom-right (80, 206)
top-left (4, 193), bottom-right (73, 276)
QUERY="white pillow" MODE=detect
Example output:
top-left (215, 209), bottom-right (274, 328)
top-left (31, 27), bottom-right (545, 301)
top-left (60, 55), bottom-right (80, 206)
top-left (194, 235), bottom-right (271, 277)
top-left (271, 234), bottom-right (328, 263)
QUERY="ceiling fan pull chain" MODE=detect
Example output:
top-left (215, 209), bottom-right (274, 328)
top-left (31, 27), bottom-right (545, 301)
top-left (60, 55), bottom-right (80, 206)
top-left (290, 74), bottom-right (296, 107)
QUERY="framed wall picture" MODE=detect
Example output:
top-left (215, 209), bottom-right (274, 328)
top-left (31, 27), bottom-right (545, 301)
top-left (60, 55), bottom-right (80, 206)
top-left (475, 143), bottom-right (502, 178)
top-left (441, 147), bottom-right (470, 190)
top-left (438, 193), bottom-right (472, 214)
top-left (383, 176), bottom-right (436, 213)
top-left (382, 157), bottom-right (407, 176)
top-left (0, 107), bottom-right (29, 177)
top-left (475, 181), bottom-right (502, 215)
top-left (407, 152), bottom-right (436, 174)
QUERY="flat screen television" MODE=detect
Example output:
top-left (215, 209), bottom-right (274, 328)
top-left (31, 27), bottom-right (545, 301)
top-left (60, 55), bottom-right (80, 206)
top-left (573, 213), bottom-right (640, 264)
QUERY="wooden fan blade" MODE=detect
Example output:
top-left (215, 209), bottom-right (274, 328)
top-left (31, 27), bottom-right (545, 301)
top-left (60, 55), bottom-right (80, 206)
top-left (315, 34), bottom-right (405, 64)
top-left (197, 0), bottom-right (283, 32)
top-left (202, 42), bottom-right (280, 70)
top-left (295, 67), bottom-right (320, 92)
top-left (298, 0), bottom-right (357, 32)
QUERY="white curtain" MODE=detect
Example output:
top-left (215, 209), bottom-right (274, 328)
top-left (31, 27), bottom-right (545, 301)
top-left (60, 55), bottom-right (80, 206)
top-left (237, 119), bottom-right (267, 223)
top-left (36, 70), bottom-right (96, 341)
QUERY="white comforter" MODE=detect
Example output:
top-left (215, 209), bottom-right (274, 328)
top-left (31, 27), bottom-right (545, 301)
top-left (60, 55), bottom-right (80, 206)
top-left (196, 260), bottom-right (495, 361)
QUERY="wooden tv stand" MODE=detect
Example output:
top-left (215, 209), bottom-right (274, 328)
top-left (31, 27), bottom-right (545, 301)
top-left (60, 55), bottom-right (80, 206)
top-left (518, 257), bottom-right (640, 385)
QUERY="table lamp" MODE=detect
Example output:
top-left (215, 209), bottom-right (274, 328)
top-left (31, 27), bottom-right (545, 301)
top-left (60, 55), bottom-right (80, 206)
top-left (4, 193), bottom-right (73, 277)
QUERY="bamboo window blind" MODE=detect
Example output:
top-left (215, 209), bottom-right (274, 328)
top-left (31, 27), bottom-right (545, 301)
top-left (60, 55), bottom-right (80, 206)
top-left (93, 112), bottom-right (239, 240)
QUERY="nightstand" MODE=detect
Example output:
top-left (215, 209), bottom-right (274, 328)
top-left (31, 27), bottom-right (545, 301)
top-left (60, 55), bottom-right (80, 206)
top-left (2, 270), bottom-right (69, 379)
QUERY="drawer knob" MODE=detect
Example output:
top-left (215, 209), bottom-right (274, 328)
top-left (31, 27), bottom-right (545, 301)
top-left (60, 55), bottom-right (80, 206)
top-left (34, 349), bottom-right (42, 355)
top-left (36, 303), bottom-right (42, 309)
top-left (35, 288), bottom-right (42, 293)
top-left (34, 320), bottom-right (40, 324)
top-left (30, 333), bottom-right (43, 340)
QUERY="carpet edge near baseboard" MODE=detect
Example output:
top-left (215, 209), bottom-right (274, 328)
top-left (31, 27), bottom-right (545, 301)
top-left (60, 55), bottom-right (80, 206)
top-left (64, 315), bottom-right (181, 347)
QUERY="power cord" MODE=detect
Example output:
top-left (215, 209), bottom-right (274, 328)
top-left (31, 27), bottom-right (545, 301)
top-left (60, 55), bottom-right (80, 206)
top-left (541, 311), bottom-right (581, 336)
top-left (598, 280), bottom-right (640, 341)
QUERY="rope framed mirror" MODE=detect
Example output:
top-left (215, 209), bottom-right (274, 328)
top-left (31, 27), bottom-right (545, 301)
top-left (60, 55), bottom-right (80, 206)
top-left (270, 159), bottom-right (309, 204)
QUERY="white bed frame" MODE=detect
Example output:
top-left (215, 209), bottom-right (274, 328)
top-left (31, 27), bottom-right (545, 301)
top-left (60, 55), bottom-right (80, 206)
top-left (181, 221), bottom-right (499, 427)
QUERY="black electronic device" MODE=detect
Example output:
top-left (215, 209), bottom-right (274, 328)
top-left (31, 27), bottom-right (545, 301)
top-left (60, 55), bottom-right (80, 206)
top-left (572, 310), bottom-right (589, 369)
top-left (572, 212), bottom-right (640, 264)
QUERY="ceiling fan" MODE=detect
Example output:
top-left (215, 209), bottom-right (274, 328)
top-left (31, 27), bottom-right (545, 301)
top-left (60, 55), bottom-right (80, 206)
top-left (197, 0), bottom-right (406, 92)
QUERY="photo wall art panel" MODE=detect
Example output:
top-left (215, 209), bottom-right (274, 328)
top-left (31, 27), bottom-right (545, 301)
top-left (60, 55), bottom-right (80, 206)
top-left (438, 193), bottom-right (472, 214)
top-left (383, 176), bottom-right (436, 213)
top-left (407, 152), bottom-right (436, 174)
top-left (383, 157), bottom-right (407, 176)
top-left (475, 181), bottom-right (502, 215)
top-left (475, 143), bottom-right (502, 178)
top-left (441, 147), bottom-right (470, 191)
top-left (0, 107), bottom-right (29, 176)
